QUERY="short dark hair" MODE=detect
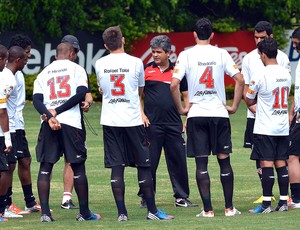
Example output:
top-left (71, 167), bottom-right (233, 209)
top-left (257, 37), bottom-right (278, 59)
top-left (0, 44), bottom-right (8, 59)
top-left (8, 46), bottom-right (25, 63)
top-left (102, 26), bottom-right (122, 51)
top-left (194, 18), bottom-right (213, 40)
top-left (8, 34), bottom-right (32, 49)
top-left (292, 27), bottom-right (300, 40)
top-left (254, 21), bottom-right (273, 36)
top-left (150, 35), bottom-right (171, 52)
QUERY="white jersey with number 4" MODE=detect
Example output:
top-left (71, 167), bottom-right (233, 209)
top-left (172, 44), bottom-right (240, 118)
top-left (242, 48), bottom-right (290, 118)
top-left (246, 65), bottom-right (291, 136)
top-left (33, 59), bottom-right (88, 129)
top-left (95, 53), bottom-right (144, 127)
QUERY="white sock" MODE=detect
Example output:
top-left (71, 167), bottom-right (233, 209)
top-left (62, 192), bottom-right (72, 204)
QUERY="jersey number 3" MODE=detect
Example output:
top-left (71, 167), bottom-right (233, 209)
top-left (47, 75), bottom-right (71, 100)
top-left (111, 74), bottom-right (125, 96)
top-left (199, 66), bottom-right (214, 88)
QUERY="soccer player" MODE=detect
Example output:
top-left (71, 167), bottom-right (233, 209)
top-left (246, 37), bottom-right (291, 213)
top-left (0, 46), bottom-right (28, 218)
top-left (33, 43), bottom-right (100, 222)
top-left (287, 26), bottom-right (300, 208)
top-left (2, 35), bottom-right (42, 217)
top-left (241, 21), bottom-right (290, 204)
top-left (0, 44), bottom-right (11, 223)
top-left (95, 25), bottom-right (173, 221)
top-left (138, 35), bottom-right (197, 208)
top-left (59, 35), bottom-right (93, 210)
top-left (170, 18), bottom-right (244, 217)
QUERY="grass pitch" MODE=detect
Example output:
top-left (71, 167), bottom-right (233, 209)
top-left (2, 101), bottom-right (300, 229)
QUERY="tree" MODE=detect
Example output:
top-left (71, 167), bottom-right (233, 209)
top-left (0, 0), bottom-right (299, 48)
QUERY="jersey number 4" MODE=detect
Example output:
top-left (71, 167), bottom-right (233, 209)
top-left (272, 86), bottom-right (289, 109)
top-left (47, 75), bottom-right (71, 100)
top-left (110, 74), bottom-right (125, 96)
top-left (199, 66), bottom-right (214, 88)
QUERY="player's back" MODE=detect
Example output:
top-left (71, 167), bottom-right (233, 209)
top-left (34, 59), bottom-right (87, 129)
top-left (253, 65), bottom-right (291, 136)
top-left (177, 44), bottom-right (239, 118)
top-left (95, 53), bottom-right (144, 127)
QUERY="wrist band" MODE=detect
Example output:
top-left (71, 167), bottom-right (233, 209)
top-left (4, 131), bottom-right (12, 147)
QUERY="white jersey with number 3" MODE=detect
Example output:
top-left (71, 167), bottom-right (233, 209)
top-left (95, 53), bottom-right (144, 127)
top-left (246, 65), bottom-right (291, 136)
top-left (33, 60), bottom-right (88, 129)
top-left (172, 44), bottom-right (240, 118)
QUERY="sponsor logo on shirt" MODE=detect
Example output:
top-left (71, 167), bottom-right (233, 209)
top-left (50, 99), bottom-right (67, 107)
top-left (272, 110), bottom-right (288, 115)
top-left (108, 98), bottom-right (130, 104)
top-left (194, 90), bottom-right (217, 96)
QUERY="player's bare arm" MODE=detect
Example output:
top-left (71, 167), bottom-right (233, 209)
top-left (170, 78), bottom-right (189, 115)
top-left (226, 72), bottom-right (244, 114)
top-left (289, 100), bottom-right (296, 124)
top-left (81, 92), bottom-right (93, 112)
top-left (243, 83), bottom-right (256, 114)
top-left (139, 87), bottom-right (150, 127)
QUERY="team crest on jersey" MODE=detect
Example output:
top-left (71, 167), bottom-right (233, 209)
top-left (233, 65), bottom-right (238, 69)
top-left (174, 68), bottom-right (179, 73)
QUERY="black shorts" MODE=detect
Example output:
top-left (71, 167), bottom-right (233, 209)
top-left (251, 134), bottom-right (289, 161)
top-left (0, 137), bottom-right (9, 172)
top-left (36, 122), bottom-right (87, 164)
top-left (244, 118), bottom-right (255, 148)
top-left (6, 133), bottom-right (17, 164)
top-left (15, 129), bottom-right (31, 159)
top-left (289, 123), bottom-right (300, 156)
top-left (103, 125), bottom-right (151, 168)
top-left (186, 117), bottom-right (232, 157)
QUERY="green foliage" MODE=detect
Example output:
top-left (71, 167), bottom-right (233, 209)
top-left (24, 74), bottom-right (37, 101)
top-left (0, 0), bottom-right (299, 48)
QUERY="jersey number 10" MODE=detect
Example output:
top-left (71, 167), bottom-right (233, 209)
top-left (272, 86), bottom-right (289, 109)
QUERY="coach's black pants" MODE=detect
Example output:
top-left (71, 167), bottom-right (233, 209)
top-left (139, 124), bottom-right (190, 199)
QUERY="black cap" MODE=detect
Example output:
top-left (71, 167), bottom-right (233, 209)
top-left (61, 35), bottom-right (80, 50)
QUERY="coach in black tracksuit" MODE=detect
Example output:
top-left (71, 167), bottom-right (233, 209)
top-left (138, 35), bottom-right (197, 208)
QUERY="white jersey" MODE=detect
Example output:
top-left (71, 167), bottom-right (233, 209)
top-left (14, 71), bottom-right (26, 130)
top-left (33, 60), bottom-right (88, 129)
top-left (246, 65), bottom-right (291, 136)
top-left (2, 67), bottom-right (17, 132)
top-left (294, 61), bottom-right (300, 113)
top-left (95, 53), bottom-right (144, 127)
top-left (172, 44), bottom-right (240, 118)
top-left (242, 48), bottom-right (290, 118)
top-left (0, 72), bottom-right (13, 136)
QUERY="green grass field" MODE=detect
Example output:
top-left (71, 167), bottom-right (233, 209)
top-left (2, 101), bottom-right (300, 229)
